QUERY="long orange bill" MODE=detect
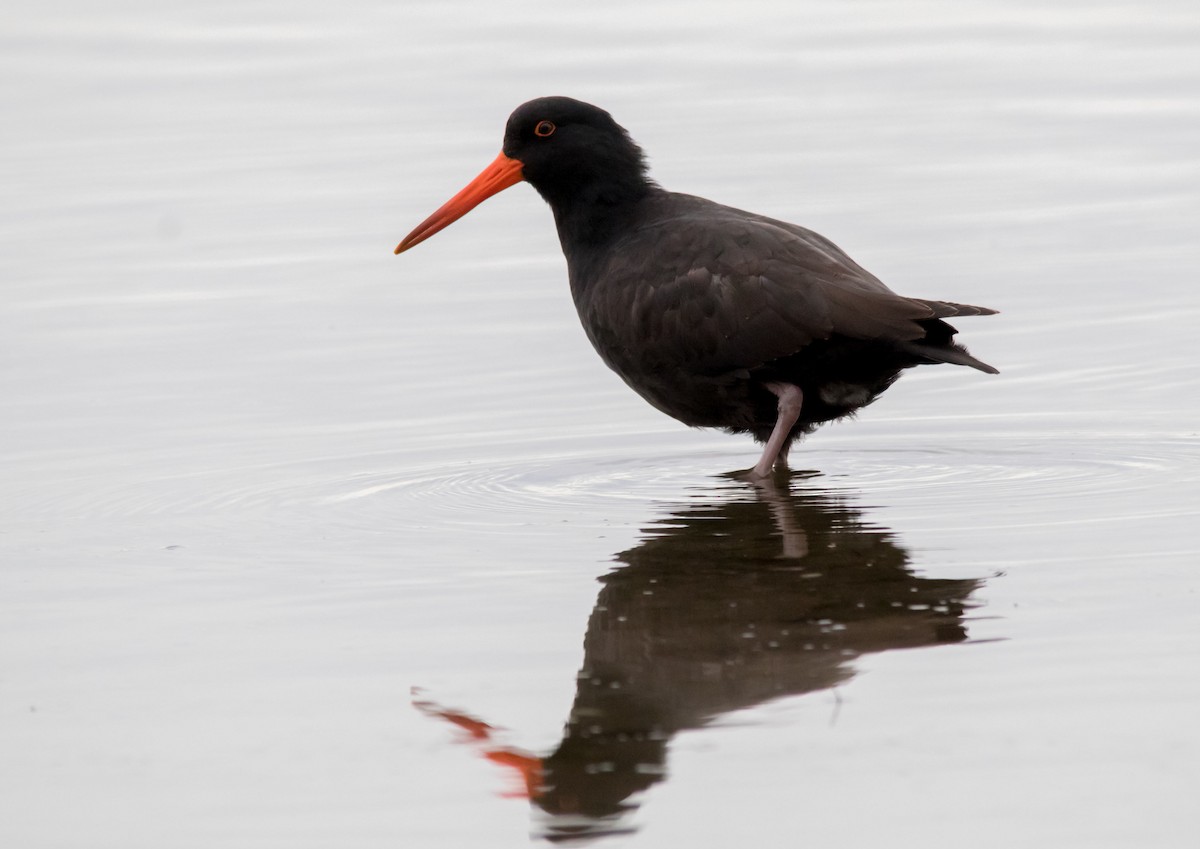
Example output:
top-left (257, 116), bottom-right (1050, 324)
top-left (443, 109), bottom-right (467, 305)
top-left (394, 152), bottom-right (525, 254)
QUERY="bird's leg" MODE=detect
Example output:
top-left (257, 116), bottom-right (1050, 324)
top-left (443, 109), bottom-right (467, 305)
top-left (750, 382), bottom-right (803, 479)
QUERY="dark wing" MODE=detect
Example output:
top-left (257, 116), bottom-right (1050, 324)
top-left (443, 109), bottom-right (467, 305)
top-left (581, 193), bottom-right (995, 376)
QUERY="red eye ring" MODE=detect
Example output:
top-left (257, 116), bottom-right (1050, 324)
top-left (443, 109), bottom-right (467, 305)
top-left (534, 120), bottom-right (556, 138)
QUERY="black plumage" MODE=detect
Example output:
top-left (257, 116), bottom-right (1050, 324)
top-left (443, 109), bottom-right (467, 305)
top-left (396, 97), bottom-right (997, 477)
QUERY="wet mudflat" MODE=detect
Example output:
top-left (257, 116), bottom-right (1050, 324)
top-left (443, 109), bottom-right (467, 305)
top-left (2, 1), bottom-right (1198, 846)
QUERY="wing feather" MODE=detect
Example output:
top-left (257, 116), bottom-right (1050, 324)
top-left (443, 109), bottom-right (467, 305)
top-left (575, 193), bottom-right (995, 377)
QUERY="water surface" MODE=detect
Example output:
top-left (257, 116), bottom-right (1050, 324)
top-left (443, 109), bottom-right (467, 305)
top-left (3, 1), bottom-right (1199, 846)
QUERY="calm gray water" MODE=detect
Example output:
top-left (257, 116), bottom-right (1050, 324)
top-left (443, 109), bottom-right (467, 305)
top-left (3, 1), bottom-right (1199, 846)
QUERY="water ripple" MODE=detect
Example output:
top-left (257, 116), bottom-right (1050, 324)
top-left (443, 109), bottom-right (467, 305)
top-left (38, 427), bottom-right (1197, 533)
top-left (308, 426), bottom-right (1199, 530)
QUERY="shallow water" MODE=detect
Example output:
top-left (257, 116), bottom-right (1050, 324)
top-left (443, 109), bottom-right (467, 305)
top-left (3, 1), bottom-right (1199, 846)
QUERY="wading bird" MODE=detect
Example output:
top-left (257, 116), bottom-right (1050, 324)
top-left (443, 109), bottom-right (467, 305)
top-left (396, 97), bottom-right (997, 477)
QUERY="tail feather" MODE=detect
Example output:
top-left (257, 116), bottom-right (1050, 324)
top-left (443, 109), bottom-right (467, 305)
top-left (903, 341), bottom-right (999, 374)
top-left (916, 298), bottom-right (999, 318)
top-left (900, 298), bottom-right (999, 373)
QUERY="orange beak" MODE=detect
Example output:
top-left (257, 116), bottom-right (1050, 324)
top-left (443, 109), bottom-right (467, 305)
top-left (394, 152), bottom-right (525, 254)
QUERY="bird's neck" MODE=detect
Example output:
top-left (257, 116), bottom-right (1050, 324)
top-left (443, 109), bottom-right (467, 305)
top-left (549, 182), bottom-right (658, 268)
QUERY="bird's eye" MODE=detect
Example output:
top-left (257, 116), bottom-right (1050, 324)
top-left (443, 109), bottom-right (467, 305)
top-left (534, 120), bottom-right (556, 138)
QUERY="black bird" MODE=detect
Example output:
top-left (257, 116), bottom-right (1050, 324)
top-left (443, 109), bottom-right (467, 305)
top-left (396, 97), bottom-right (997, 478)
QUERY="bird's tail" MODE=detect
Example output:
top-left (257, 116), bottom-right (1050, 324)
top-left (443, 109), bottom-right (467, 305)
top-left (904, 342), bottom-right (1000, 374)
top-left (920, 299), bottom-right (999, 318)
top-left (905, 299), bottom-right (999, 373)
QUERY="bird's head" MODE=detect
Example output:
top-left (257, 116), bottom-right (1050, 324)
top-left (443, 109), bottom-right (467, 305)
top-left (395, 97), bottom-right (650, 254)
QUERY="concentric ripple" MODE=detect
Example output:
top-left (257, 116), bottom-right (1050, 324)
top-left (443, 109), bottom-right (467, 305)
top-left (314, 424), bottom-right (1185, 510)
top-left (31, 422), bottom-right (1198, 540)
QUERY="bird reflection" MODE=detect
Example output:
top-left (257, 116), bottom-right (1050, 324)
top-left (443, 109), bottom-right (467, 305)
top-left (415, 476), bottom-right (985, 843)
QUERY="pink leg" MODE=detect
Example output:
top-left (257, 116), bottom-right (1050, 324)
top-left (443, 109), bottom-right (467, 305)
top-left (749, 382), bottom-right (804, 479)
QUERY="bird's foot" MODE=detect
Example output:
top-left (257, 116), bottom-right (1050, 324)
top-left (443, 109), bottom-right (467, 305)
top-left (737, 463), bottom-right (790, 484)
